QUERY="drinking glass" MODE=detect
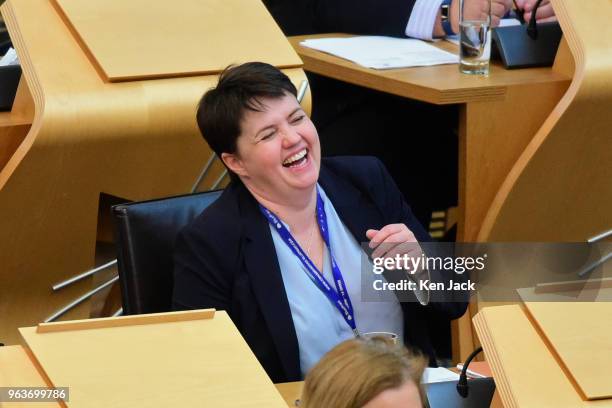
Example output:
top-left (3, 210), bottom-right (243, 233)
top-left (459, 0), bottom-right (492, 75)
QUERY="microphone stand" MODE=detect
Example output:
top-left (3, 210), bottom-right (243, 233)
top-left (456, 346), bottom-right (483, 398)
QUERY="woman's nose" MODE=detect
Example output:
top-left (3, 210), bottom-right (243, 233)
top-left (281, 126), bottom-right (302, 147)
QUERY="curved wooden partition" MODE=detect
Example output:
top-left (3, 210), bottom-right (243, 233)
top-left (0, 0), bottom-right (309, 344)
top-left (478, 0), bottom-right (612, 242)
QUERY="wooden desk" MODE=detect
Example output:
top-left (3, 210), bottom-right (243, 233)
top-left (290, 34), bottom-right (571, 244)
top-left (1, 344), bottom-right (296, 407)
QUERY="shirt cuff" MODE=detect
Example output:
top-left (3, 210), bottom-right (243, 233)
top-left (405, 0), bottom-right (445, 41)
top-left (407, 267), bottom-right (431, 306)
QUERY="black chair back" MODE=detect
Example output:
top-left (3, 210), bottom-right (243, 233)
top-left (112, 190), bottom-right (222, 315)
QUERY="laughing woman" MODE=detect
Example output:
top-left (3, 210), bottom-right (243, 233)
top-left (172, 62), bottom-right (467, 383)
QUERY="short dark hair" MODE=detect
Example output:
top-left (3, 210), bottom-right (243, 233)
top-left (196, 62), bottom-right (298, 157)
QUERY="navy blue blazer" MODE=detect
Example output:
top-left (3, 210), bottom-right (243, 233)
top-left (173, 156), bottom-right (467, 383)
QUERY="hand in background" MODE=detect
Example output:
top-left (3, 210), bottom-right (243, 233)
top-left (452, 0), bottom-right (513, 30)
top-left (515, 0), bottom-right (557, 23)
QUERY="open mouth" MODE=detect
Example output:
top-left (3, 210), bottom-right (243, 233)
top-left (282, 148), bottom-right (308, 168)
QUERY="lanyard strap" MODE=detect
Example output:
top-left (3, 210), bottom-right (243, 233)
top-left (259, 190), bottom-right (359, 336)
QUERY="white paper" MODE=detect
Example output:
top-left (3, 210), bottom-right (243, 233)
top-left (300, 36), bottom-right (458, 70)
top-left (421, 367), bottom-right (461, 384)
top-left (456, 363), bottom-right (487, 378)
top-left (499, 18), bottom-right (522, 27)
top-left (0, 48), bottom-right (19, 66)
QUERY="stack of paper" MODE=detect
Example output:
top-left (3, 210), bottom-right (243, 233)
top-left (300, 36), bottom-right (457, 69)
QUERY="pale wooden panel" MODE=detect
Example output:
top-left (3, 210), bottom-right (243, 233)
top-left (1, 345), bottom-right (302, 408)
top-left (474, 305), bottom-right (612, 408)
top-left (478, 0), bottom-right (612, 241)
top-left (0, 346), bottom-right (60, 408)
top-left (53, 0), bottom-right (302, 81)
top-left (20, 310), bottom-right (287, 408)
top-left (525, 302), bottom-right (612, 400)
top-left (0, 0), bottom-right (309, 345)
top-left (290, 34), bottom-right (570, 105)
top-left (458, 82), bottom-right (569, 241)
top-left (37, 308), bottom-right (215, 333)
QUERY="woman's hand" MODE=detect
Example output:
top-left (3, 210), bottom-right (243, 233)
top-left (366, 224), bottom-right (423, 273)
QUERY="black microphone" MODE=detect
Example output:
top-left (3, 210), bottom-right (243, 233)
top-left (456, 346), bottom-right (483, 398)
top-left (527, 0), bottom-right (545, 39)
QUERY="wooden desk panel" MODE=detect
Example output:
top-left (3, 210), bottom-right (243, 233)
top-left (525, 303), bottom-right (612, 400)
top-left (0, 345), bottom-right (60, 408)
top-left (1, 344), bottom-right (298, 408)
top-left (53, 0), bottom-right (302, 81)
top-left (290, 34), bottom-right (570, 105)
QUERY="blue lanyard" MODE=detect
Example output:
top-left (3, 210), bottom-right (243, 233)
top-left (259, 190), bottom-right (359, 337)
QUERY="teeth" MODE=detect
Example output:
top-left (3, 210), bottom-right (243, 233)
top-left (283, 149), bottom-right (307, 165)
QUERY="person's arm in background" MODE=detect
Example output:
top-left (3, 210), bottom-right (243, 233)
top-left (515, 0), bottom-right (557, 23)
top-left (430, 0), bottom-right (513, 38)
top-left (312, 0), bottom-right (512, 40)
top-left (312, 0), bottom-right (418, 37)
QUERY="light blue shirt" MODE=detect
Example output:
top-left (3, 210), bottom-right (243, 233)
top-left (269, 185), bottom-right (404, 378)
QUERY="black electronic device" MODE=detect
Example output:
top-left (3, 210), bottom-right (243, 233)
top-left (492, 22), bottom-right (562, 68)
top-left (424, 378), bottom-right (496, 408)
top-left (492, 0), bottom-right (562, 69)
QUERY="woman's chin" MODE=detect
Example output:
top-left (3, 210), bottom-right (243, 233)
top-left (284, 172), bottom-right (318, 191)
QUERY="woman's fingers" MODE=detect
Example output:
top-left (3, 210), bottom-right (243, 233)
top-left (368, 224), bottom-right (419, 261)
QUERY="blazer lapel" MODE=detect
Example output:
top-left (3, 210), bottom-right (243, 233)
top-left (238, 186), bottom-right (301, 380)
top-left (318, 165), bottom-right (386, 246)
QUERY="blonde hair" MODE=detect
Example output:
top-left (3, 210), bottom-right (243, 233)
top-left (301, 336), bottom-right (426, 408)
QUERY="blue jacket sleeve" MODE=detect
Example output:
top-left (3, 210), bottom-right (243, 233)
top-left (373, 157), bottom-right (468, 320)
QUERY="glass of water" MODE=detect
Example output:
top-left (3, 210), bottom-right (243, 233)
top-left (459, 0), bottom-right (491, 75)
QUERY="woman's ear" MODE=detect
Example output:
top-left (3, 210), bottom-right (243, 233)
top-left (221, 152), bottom-right (249, 178)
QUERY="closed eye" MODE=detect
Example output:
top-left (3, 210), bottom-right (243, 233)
top-left (259, 131), bottom-right (275, 141)
top-left (291, 115), bottom-right (305, 124)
